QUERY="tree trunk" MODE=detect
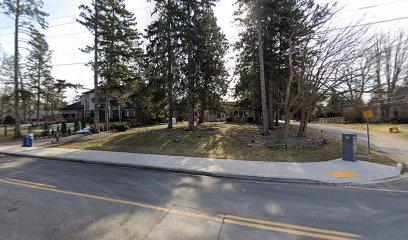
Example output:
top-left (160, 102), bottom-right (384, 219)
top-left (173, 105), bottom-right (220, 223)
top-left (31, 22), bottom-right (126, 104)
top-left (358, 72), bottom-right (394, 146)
top-left (13, 0), bottom-right (21, 138)
top-left (36, 67), bottom-right (41, 124)
top-left (198, 105), bottom-right (205, 124)
top-left (297, 108), bottom-right (306, 137)
top-left (187, 99), bottom-right (194, 131)
top-left (186, 2), bottom-right (194, 131)
top-left (104, 90), bottom-right (109, 131)
top-left (298, 107), bottom-right (313, 137)
top-left (93, 0), bottom-right (100, 133)
top-left (267, 89), bottom-right (274, 130)
top-left (257, 24), bottom-right (269, 135)
top-left (284, 111), bottom-right (291, 139)
top-left (283, 36), bottom-right (295, 139)
top-left (166, 0), bottom-right (174, 129)
top-left (118, 105), bottom-right (122, 122)
top-left (19, 72), bottom-right (27, 124)
top-left (275, 107), bottom-right (279, 126)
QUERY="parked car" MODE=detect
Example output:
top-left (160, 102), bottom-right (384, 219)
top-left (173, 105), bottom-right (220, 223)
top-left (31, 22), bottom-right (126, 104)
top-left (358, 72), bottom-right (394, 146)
top-left (74, 127), bottom-right (92, 134)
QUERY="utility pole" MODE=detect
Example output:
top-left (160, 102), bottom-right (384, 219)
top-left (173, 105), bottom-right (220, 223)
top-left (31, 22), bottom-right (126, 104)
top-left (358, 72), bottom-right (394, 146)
top-left (257, 22), bottom-right (269, 136)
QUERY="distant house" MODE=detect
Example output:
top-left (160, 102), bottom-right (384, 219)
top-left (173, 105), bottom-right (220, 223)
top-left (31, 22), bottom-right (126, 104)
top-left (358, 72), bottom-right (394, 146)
top-left (387, 86), bottom-right (408, 120)
top-left (60, 101), bottom-right (82, 120)
top-left (194, 101), bottom-right (253, 122)
top-left (60, 90), bottom-right (136, 122)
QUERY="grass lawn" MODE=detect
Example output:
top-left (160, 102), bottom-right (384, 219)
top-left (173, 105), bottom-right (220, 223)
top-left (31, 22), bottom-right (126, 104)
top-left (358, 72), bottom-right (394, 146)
top-left (0, 127), bottom-right (14, 139)
top-left (53, 122), bottom-right (396, 165)
top-left (324, 123), bottom-right (408, 141)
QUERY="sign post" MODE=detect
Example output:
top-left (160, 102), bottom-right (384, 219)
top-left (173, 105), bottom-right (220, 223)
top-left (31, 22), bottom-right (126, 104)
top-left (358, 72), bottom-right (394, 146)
top-left (362, 110), bottom-right (374, 155)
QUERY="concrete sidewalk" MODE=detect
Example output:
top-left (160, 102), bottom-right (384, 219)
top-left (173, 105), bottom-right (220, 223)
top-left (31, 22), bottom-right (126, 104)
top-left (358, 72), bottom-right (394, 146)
top-left (0, 145), bottom-right (403, 185)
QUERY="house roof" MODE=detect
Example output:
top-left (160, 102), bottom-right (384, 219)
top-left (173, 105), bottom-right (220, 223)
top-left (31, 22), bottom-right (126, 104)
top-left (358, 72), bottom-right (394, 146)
top-left (60, 101), bottom-right (82, 111)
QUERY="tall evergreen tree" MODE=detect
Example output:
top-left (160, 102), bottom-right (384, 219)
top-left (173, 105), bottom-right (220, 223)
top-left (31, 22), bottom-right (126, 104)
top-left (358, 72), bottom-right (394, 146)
top-left (25, 28), bottom-right (52, 123)
top-left (0, 0), bottom-right (47, 137)
top-left (178, 0), bottom-right (220, 131)
top-left (79, 0), bottom-right (143, 130)
top-left (195, 6), bottom-right (229, 124)
top-left (78, 0), bottom-right (101, 132)
top-left (145, 0), bottom-right (181, 129)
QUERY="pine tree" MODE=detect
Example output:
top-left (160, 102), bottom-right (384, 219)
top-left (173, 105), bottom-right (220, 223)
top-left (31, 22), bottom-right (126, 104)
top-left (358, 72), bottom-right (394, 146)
top-left (195, 6), bottom-right (228, 124)
top-left (178, 0), bottom-right (219, 131)
top-left (0, 0), bottom-right (47, 137)
top-left (78, 0), bottom-right (101, 132)
top-left (79, 0), bottom-right (142, 129)
top-left (145, 0), bottom-right (182, 129)
top-left (25, 28), bottom-right (52, 124)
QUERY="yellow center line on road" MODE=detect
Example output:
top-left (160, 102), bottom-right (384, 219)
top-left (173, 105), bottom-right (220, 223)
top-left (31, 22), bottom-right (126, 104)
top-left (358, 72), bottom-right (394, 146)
top-left (0, 179), bottom-right (361, 240)
top-left (221, 214), bottom-right (361, 239)
top-left (6, 178), bottom-right (58, 189)
top-left (224, 219), bottom-right (356, 240)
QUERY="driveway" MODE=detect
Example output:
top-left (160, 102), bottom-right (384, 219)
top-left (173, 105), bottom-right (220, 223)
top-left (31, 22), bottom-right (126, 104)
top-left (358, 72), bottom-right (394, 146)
top-left (309, 123), bottom-right (408, 164)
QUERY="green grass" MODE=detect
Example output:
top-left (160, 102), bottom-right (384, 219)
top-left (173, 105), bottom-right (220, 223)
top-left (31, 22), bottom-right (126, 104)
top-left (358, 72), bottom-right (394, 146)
top-left (0, 127), bottom-right (14, 139)
top-left (324, 123), bottom-right (408, 141)
top-left (53, 122), bottom-right (396, 164)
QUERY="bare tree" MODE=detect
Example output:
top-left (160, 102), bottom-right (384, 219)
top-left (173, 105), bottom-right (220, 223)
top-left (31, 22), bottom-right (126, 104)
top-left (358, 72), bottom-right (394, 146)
top-left (284, 22), bottom-right (368, 137)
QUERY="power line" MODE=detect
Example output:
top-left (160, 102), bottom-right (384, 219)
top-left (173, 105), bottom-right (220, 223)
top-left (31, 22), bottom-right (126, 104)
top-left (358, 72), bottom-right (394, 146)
top-left (47, 31), bottom-right (88, 39)
top-left (52, 62), bottom-right (88, 67)
top-left (322, 15), bottom-right (408, 32)
top-left (358, 0), bottom-right (408, 10)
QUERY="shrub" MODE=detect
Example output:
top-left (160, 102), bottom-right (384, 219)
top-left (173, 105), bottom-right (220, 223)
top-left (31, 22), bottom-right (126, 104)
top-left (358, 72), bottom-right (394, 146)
top-left (226, 116), bottom-right (233, 123)
top-left (111, 122), bottom-right (130, 132)
top-left (4, 115), bottom-right (15, 124)
top-left (43, 124), bottom-right (49, 137)
top-left (81, 119), bottom-right (86, 129)
top-left (74, 121), bottom-right (80, 131)
top-left (247, 117), bottom-right (254, 123)
top-left (391, 117), bottom-right (408, 124)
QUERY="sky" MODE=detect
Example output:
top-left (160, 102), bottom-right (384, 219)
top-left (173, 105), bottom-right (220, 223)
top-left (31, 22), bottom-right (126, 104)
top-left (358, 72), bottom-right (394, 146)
top-left (1, 0), bottom-right (408, 103)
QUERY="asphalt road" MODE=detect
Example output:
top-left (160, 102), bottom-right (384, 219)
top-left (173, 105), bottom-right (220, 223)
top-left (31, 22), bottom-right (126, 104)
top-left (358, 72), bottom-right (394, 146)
top-left (1, 155), bottom-right (408, 240)
top-left (308, 123), bottom-right (408, 164)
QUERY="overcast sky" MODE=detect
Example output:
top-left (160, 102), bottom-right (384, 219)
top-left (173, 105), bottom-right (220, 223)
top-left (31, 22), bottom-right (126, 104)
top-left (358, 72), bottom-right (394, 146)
top-left (1, 0), bottom-right (408, 103)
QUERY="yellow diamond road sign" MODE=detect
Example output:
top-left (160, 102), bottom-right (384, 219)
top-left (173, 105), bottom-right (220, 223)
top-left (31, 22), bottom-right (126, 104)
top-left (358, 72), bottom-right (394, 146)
top-left (362, 110), bottom-right (374, 120)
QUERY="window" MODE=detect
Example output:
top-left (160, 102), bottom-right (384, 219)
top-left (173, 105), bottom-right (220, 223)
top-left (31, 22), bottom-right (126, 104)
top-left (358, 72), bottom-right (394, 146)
top-left (123, 110), bottom-right (135, 118)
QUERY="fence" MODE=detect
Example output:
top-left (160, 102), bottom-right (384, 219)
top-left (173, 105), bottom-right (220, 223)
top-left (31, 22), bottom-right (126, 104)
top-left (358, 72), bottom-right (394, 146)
top-left (314, 117), bottom-right (346, 124)
top-left (1, 122), bottom-right (78, 139)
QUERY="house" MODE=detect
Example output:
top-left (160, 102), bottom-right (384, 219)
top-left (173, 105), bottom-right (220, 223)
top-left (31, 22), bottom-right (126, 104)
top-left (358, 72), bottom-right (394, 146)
top-left (387, 86), bottom-right (408, 120)
top-left (60, 101), bottom-right (82, 120)
top-left (60, 90), bottom-right (136, 122)
top-left (194, 101), bottom-right (253, 122)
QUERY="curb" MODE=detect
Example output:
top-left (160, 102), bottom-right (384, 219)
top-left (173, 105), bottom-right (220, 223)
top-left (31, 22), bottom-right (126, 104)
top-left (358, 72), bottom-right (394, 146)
top-left (0, 151), bottom-right (332, 186)
top-left (1, 151), bottom-right (403, 186)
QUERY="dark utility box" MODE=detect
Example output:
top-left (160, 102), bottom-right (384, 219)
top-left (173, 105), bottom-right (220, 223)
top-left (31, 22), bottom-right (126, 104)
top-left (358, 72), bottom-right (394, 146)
top-left (342, 133), bottom-right (357, 162)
